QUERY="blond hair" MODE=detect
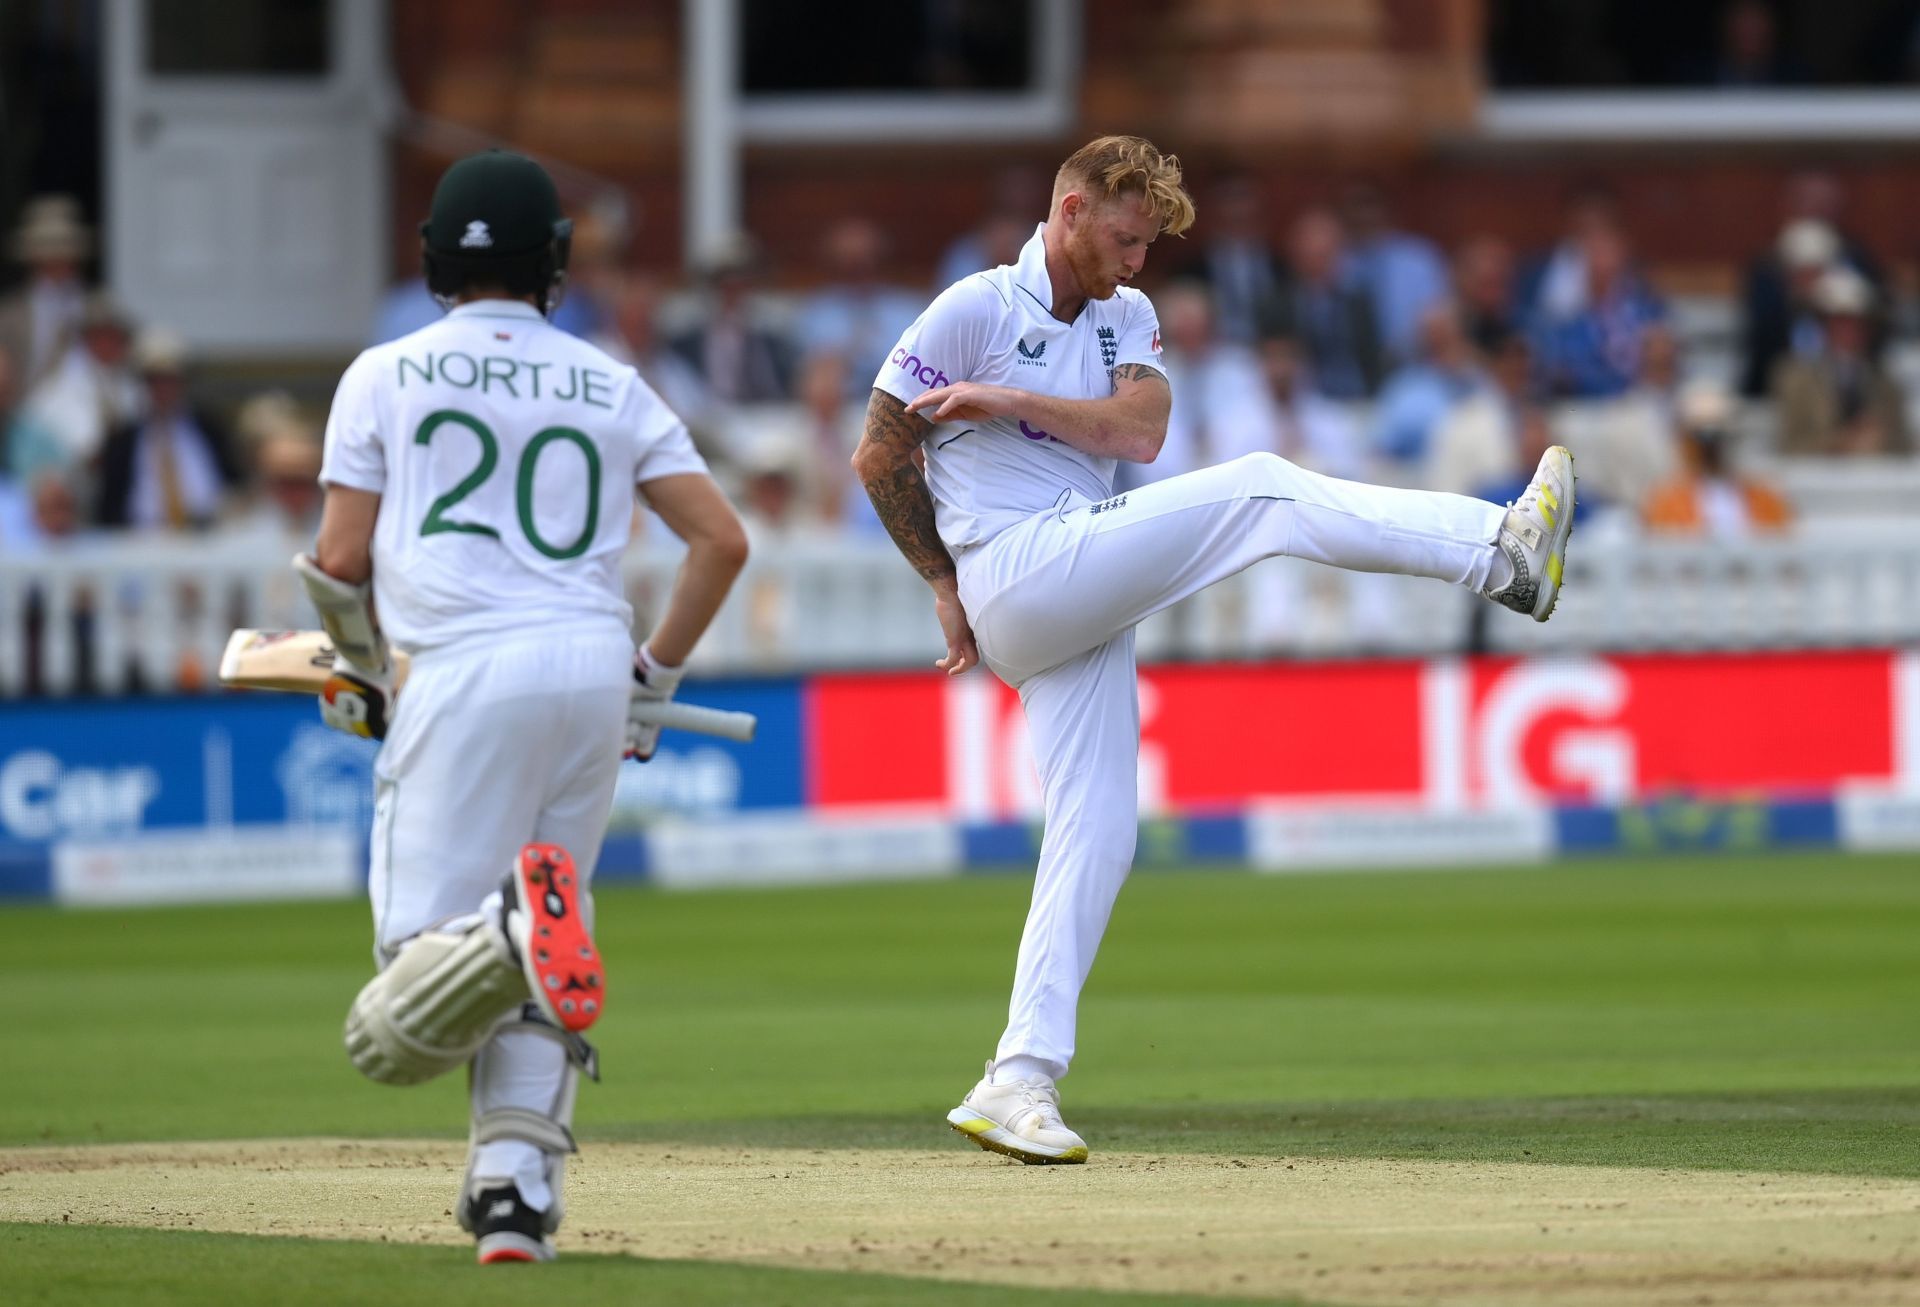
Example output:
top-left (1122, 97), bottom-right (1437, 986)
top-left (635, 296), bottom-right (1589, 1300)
top-left (1053, 135), bottom-right (1196, 237)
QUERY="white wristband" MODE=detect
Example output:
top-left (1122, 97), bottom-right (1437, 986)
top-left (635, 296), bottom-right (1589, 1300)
top-left (637, 643), bottom-right (685, 694)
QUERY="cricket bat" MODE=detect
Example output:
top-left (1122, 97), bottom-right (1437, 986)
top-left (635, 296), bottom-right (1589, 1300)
top-left (219, 629), bottom-right (757, 742)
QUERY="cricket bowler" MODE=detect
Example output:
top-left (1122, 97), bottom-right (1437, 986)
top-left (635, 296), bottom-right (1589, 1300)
top-left (302, 150), bottom-right (748, 1258)
top-left (852, 135), bottom-right (1575, 1164)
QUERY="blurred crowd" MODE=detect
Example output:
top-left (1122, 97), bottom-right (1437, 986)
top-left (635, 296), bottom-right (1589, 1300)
top-left (1, 163), bottom-right (1912, 581)
top-left (374, 164), bottom-right (1916, 558)
top-left (0, 197), bottom-right (325, 561)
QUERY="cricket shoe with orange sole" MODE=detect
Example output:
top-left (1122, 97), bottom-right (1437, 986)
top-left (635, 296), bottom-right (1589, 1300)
top-left (1484, 444), bottom-right (1577, 622)
top-left (947, 1061), bottom-right (1089, 1164)
top-left (463, 1183), bottom-right (556, 1264)
top-left (502, 843), bottom-right (604, 1034)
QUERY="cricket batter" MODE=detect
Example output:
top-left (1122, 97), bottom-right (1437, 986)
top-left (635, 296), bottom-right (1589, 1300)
top-left (853, 136), bottom-right (1575, 1164)
top-left (303, 151), bottom-right (747, 1258)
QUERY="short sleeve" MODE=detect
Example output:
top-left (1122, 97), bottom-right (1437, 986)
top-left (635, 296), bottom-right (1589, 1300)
top-left (1113, 294), bottom-right (1164, 373)
top-left (319, 353), bottom-right (386, 493)
top-left (869, 278), bottom-right (994, 406)
top-left (626, 373), bottom-right (710, 485)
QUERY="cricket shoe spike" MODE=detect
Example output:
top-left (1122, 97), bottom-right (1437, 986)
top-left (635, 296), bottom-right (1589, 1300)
top-left (462, 1184), bottom-right (556, 1264)
top-left (946, 1061), bottom-right (1088, 1165)
top-left (501, 843), bottom-right (604, 1034)
top-left (1484, 444), bottom-right (1576, 622)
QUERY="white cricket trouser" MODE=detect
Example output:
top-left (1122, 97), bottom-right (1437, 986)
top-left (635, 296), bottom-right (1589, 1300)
top-left (369, 624), bottom-right (631, 1210)
top-left (957, 452), bottom-right (1507, 1079)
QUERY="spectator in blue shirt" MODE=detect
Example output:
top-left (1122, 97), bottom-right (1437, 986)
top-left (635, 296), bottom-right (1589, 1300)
top-left (796, 217), bottom-right (926, 403)
top-left (1373, 301), bottom-right (1488, 467)
top-left (1339, 180), bottom-right (1450, 368)
top-left (1531, 220), bottom-right (1665, 400)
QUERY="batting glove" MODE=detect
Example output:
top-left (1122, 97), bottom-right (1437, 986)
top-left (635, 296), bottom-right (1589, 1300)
top-left (319, 662), bottom-right (395, 741)
top-left (624, 644), bottom-right (684, 762)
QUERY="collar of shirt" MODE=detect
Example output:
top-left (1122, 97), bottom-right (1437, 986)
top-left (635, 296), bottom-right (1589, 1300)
top-left (446, 299), bottom-right (544, 321)
top-left (1011, 225), bottom-right (1057, 320)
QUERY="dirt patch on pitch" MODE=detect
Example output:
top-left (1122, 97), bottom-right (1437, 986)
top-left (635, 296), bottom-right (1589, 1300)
top-left (6, 1139), bottom-right (1920, 1304)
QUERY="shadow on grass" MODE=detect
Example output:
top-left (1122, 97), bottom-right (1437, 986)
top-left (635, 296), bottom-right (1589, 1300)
top-left (594, 1086), bottom-right (1920, 1180)
top-left (3, 1222), bottom-right (1310, 1307)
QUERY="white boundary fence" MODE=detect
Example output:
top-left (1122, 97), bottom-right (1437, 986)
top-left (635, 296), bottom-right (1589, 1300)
top-left (4, 516), bottom-right (1919, 696)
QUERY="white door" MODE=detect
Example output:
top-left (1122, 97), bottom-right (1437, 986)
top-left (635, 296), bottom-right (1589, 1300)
top-left (104, 0), bottom-right (388, 356)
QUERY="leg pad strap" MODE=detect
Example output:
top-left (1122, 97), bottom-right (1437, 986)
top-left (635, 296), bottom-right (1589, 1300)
top-left (473, 1106), bottom-right (577, 1156)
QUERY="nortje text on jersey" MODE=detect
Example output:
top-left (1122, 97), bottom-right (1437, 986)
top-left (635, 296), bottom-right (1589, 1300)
top-left (396, 351), bottom-right (617, 408)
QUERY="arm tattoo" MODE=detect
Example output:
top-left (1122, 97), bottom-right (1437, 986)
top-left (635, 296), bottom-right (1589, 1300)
top-left (855, 389), bottom-right (955, 582)
top-left (1111, 362), bottom-right (1170, 392)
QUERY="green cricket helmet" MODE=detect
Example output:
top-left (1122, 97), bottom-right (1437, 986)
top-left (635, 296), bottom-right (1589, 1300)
top-left (420, 150), bottom-right (573, 316)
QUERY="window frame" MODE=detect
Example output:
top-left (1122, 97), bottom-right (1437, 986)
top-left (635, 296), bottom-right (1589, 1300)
top-left (735, 0), bottom-right (1080, 143)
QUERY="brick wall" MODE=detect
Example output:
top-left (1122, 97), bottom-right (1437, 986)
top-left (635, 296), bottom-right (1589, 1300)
top-left (385, 0), bottom-right (1920, 291)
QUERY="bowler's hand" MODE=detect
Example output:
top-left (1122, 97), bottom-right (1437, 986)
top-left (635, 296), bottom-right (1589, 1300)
top-left (907, 382), bottom-right (1019, 424)
top-left (932, 584), bottom-right (978, 676)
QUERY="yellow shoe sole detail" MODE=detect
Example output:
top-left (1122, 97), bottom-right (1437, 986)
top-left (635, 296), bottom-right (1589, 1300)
top-left (947, 1116), bottom-right (1089, 1165)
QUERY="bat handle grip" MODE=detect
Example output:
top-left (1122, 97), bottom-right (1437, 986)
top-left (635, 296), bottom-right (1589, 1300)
top-left (630, 701), bottom-right (757, 742)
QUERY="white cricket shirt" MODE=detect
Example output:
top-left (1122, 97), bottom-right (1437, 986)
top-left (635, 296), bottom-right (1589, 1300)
top-left (871, 225), bottom-right (1163, 550)
top-left (320, 300), bottom-right (707, 651)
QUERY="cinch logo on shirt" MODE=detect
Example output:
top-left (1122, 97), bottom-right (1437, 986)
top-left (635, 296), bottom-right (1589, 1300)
top-left (891, 348), bottom-right (949, 389)
top-left (1019, 419), bottom-right (1060, 444)
top-left (1016, 339), bottom-right (1047, 366)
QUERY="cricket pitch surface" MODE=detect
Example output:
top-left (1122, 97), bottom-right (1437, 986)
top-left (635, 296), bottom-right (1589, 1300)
top-left (6, 1139), bottom-right (1920, 1305)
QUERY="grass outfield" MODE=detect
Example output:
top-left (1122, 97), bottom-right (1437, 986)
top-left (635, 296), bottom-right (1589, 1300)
top-left (5, 852), bottom-right (1920, 1303)
top-left (5, 1224), bottom-right (1247, 1307)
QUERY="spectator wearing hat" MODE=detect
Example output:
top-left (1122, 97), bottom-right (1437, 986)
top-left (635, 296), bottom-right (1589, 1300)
top-left (0, 195), bottom-right (92, 388)
top-left (1740, 169), bottom-right (1885, 397)
top-left (1772, 268), bottom-right (1909, 457)
top-left (24, 290), bottom-right (142, 469)
top-left (1643, 381), bottom-right (1791, 537)
top-left (670, 233), bottom-right (793, 405)
top-left (94, 329), bottom-right (243, 529)
top-left (213, 398), bottom-right (329, 629)
top-left (1740, 218), bottom-right (1838, 398)
top-left (736, 428), bottom-right (820, 541)
top-left (732, 427), bottom-right (831, 662)
top-left (223, 392), bottom-right (326, 543)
